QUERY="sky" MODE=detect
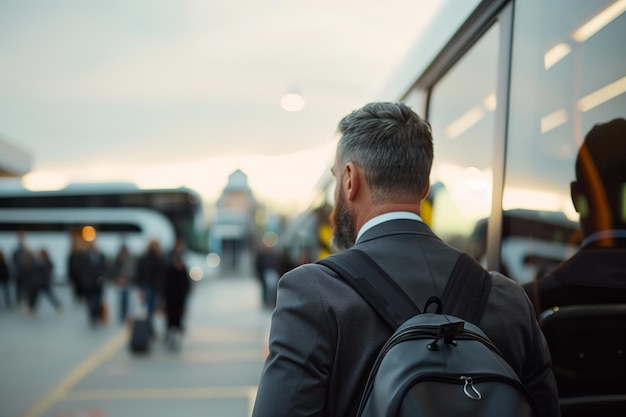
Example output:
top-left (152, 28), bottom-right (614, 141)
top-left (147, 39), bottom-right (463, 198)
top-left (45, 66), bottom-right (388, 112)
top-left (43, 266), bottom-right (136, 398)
top-left (0, 0), bottom-right (443, 213)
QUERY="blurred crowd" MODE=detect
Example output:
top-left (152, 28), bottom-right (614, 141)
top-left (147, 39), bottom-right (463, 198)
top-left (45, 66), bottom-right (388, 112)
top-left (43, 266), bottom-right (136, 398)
top-left (0, 232), bottom-right (192, 350)
top-left (0, 232), bottom-right (61, 316)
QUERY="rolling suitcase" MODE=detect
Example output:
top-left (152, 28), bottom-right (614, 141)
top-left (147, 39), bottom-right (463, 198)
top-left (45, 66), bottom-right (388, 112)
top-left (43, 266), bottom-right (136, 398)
top-left (129, 317), bottom-right (151, 353)
top-left (129, 293), bottom-right (151, 353)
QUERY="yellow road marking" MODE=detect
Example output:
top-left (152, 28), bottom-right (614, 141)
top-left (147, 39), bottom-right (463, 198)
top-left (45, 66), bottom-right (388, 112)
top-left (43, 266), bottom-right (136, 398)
top-left (64, 386), bottom-right (258, 401)
top-left (248, 386), bottom-right (258, 417)
top-left (179, 349), bottom-right (264, 362)
top-left (108, 348), bottom-right (264, 362)
top-left (186, 327), bottom-right (266, 343)
top-left (18, 329), bottom-right (127, 417)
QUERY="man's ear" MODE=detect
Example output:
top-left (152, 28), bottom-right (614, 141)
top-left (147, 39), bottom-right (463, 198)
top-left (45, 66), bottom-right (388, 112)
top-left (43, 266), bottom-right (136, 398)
top-left (344, 162), bottom-right (359, 201)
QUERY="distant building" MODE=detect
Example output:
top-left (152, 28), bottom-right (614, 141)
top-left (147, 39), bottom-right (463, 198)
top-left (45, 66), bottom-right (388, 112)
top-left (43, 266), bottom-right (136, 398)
top-left (0, 136), bottom-right (32, 178)
top-left (210, 170), bottom-right (257, 274)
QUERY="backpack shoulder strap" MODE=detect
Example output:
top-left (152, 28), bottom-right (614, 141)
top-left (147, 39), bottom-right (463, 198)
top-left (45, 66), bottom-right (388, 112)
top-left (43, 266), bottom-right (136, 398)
top-left (441, 252), bottom-right (492, 326)
top-left (317, 249), bottom-right (420, 329)
top-left (318, 249), bottom-right (493, 328)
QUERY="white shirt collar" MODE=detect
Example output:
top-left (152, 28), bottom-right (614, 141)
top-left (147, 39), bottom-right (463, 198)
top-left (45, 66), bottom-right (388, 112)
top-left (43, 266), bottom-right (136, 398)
top-left (356, 211), bottom-right (423, 242)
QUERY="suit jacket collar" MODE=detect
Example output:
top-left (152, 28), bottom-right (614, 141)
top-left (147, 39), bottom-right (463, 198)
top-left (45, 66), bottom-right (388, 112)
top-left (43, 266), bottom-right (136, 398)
top-left (355, 218), bottom-right (438, 245)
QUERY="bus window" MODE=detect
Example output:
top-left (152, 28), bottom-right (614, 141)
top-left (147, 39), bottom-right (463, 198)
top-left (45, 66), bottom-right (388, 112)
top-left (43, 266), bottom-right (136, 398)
top-left (503, 0), bottom-right (625, 283)
top-left (426, 22), bottom-right (500, 265)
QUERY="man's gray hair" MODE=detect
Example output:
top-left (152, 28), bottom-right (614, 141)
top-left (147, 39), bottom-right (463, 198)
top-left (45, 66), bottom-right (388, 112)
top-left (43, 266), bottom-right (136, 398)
top-left (337, 102), bottom-right (434, 203)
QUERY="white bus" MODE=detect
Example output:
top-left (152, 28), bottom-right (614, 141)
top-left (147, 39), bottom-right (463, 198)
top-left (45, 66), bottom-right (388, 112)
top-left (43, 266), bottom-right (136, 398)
top-left (0, 182), bottom-right (213, 282)
top-left (299, 0), bottom-right (624, 285)
top-left (381, 0), bottom-right (625, 284)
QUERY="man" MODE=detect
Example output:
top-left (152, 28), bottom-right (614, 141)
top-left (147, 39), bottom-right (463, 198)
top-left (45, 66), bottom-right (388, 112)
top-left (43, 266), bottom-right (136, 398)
top-left (112, 242), bottom-right (135, 323)
top-left (252, 102), bottom-right (559, 417)
top-left (162, 239), bottom-right (191, 350)
top-left (76, 239), bottom-right (107, 326)
top-left (12, 231), bottom-right (29, 308)
top-left (135, 239), bottom-right (165, 332)
top-left (67, 231), bottom-right (86, 304)
top-left (524, 118), bottom-right (626, 312)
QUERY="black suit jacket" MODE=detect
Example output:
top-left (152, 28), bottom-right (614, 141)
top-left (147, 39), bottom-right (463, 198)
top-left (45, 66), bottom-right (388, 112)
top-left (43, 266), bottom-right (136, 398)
top-left (252, 219), bottom-right (559, 417)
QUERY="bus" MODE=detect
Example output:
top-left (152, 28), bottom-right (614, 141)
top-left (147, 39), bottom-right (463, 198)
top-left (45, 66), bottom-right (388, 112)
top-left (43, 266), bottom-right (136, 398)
top-left (296, 0), bottom-right (624, 286)
top-left (380, 0), bottom-right (625, 284)
top-left (0, 182), bottom-right (212, 282)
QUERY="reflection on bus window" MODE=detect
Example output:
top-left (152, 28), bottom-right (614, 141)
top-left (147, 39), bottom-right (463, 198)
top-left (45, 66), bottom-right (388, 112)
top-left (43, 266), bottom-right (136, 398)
top-left (426, 22), bottom-right (500, 265)
top-left (504, 0), bottom-right (626, 283)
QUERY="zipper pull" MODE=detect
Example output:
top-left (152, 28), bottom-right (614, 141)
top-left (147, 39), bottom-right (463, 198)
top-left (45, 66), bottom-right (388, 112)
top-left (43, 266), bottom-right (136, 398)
top-left (460, 376), bottom-right (481, 400)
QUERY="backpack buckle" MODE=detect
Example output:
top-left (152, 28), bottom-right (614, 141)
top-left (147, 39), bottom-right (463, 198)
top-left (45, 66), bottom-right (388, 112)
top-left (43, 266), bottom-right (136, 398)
top-left (427, 321), bottom-right (464, 351)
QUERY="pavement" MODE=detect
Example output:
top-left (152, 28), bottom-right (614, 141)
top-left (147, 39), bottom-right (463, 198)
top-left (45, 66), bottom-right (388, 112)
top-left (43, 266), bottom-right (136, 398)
top-left (0, 273), bottom-right (273, 417)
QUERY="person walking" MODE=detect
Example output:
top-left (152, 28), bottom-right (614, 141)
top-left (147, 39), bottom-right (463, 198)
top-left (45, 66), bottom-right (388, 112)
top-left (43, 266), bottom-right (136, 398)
top-left (112, 243), bottom-right (135, 323)
top-left (162, 239), bottom-right (191, 350)
top-left (135, 240), bottom-right (165, 335)
top-left (76, 240), bottom-right (107, 326)
top-left (254, 241), bottom-right (280, 308)
top-left (0, 250), bottom-right (11, 309)
top-left (12, 231), bottom-right (29, 308)
top-left (28, 248), bottom-right (62, 314)
top-left (19, 249), bottom-right (38, 315)
top-left (67, 233), bottom-right (86, 304)
top-left (252, 102), bottom-right (559, 417)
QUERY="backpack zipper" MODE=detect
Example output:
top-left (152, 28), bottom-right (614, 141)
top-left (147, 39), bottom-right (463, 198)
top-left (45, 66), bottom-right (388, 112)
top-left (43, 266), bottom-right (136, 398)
top-left (357, 326), bottom-right (524, 415)
top-left (460, 376), bottom-right (481, 400)
top-left (368, 325), bottom-right (502, 383)
top-left (394, 372), bottom-right (539, 416)
top-left (358, 370), bottom-right (538, 417)
top-left (392, 324), bottom-right (500, 352)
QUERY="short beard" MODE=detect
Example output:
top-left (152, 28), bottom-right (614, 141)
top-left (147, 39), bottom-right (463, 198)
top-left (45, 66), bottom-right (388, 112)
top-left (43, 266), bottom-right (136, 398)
top-left (330, 188), bottom-right (355, 251)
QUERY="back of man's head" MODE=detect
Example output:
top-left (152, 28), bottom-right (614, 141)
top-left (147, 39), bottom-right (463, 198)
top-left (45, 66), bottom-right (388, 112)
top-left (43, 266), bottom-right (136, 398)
top-left (337, 102), bottom-right (433, 203)
top-left (574, 118), bottom-right (626, 230)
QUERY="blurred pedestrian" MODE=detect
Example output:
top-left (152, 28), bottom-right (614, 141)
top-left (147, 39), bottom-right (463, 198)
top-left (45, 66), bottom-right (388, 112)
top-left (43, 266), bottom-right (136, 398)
top-left (112, 242), bottom-right (135, 323)
top-left (254, 242), bottom-right (279, 308)
top-left (0, 250), bottom-right (11, 309)
top-left (12, 231), bottom-right (29, 308)
top-left (20, 249), bottom-right (38, 315)
top-left (67, 232), bottom-right (85, 303)
top-left (163, 239), bottom-right (191, 350)
top-left (28, 248), bottom-right (62, 314)
top-left (135, 240), bottom-right (165, 334)
top-left (75, 240), bottom-right (107, 326)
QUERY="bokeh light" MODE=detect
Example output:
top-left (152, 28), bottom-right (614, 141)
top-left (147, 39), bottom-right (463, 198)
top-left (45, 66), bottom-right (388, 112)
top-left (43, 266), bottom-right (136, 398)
top-left (280, 93), bottom-right (305, 112)
top-left (81, 225), bottom-right (97, 242)
top-left (206, 252), bottom-right (221, 268)
top-left (189, 266), bottom-right (204, 281)
top-left (262, 231), bottom-right (279, 248)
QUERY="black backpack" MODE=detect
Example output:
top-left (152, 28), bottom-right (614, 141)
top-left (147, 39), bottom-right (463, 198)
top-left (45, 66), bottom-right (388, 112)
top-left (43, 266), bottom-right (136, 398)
top-left (318, 249), bottom-right (538, 417)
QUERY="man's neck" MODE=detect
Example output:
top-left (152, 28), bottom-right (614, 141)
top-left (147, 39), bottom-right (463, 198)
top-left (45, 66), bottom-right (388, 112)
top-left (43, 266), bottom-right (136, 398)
top-left (354, 202), bottom-right (421, 234)
top-left (355, 208), bottom-right (423, 243)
